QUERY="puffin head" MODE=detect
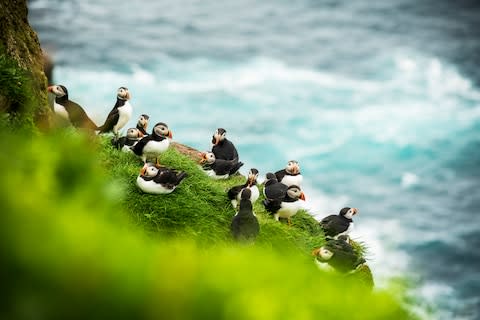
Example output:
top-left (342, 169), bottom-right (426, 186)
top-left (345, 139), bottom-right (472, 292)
top-left (339, 207), bottom-right (358, 219)
top-left (212, 128), bottom-right (226, 145)
top-left (140, 164), bottom-right (158, 177)
top-left (126, 128), bottom-right (142, 139)
top-left (199, 151), bottom-right (216, 164)
top-left (311, 246), bottom-right (334, 261)
top-left (138, 114), bottom-right (149, 129)
top-left (247, 168), bottom-right (259, 187)
top-left (47, 84), bottom-right (68, 99)
top-left (286, 160), bottom-right (300, 175)
top-left (153, 122), bottom-right (172, 138)
top-left (117, 87), bottom-right (131, 100)
top-left (286, 185), bottom-right (306, 201)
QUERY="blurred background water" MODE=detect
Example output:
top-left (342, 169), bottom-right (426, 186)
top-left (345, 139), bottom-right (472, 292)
top-left (28, 0), bottom-right (480, 318)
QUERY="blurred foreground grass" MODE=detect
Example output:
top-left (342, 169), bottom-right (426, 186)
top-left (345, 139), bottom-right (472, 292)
top-left (0, 128), bottom-right (415, 319)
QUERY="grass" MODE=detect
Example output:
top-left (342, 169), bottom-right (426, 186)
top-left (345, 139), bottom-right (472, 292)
top-left (99, 137), bottom-right (325, 255)
top-left (0, 128), bottom-right (417, 319)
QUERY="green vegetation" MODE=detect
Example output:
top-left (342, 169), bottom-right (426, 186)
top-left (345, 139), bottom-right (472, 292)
top-left (0, 125), bottom-right (416, 319)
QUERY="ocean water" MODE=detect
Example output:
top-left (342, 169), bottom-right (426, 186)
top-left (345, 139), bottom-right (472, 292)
top-left (29, 0), bottom-right (480, 318)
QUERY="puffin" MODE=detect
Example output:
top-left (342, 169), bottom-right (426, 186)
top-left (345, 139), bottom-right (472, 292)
top-left (227, 168), bottom-right (260, 208)
top-left (97, 87), bottom-right (132, 136)
top-left (312, 236), bottom-right (365, 273)
top-left (111, 127), bottom-right (144, 152)
top-left (136, 163), bottom-right (187, 194)
top-left (263, 184), bottom-right (306, 225)
top-left (230, 188), bottom-right (260, 242)
top-left (131, 122), bottom-right (172, 166)
top-left (136, 114), bottom-right (150, 136)
top-left (319, 207), bottom-right (358, 239)
top-left (47, 85), bottom-right (98, 130)
top-left (199, 151), bottom-right (243, 179)
top-left (211, 128), bottom-right (242, 163)
top-left (263, 172), bottom-right (288, 200)
top-left (274, 160), bottom-right (303, 187)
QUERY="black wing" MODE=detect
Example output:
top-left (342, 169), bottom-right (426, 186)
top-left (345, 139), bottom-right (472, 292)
top-left (320, 215), bottom-right (348, 237)
top-left (131, 135), bottom-right (153, 155)
top-left (274, 169), bottom-right (287, 183)
top-left (228, 183), bottom-right (246, 200)
top-left (264, 182), bottom-right (288, 200)
top-left (212, 159), bottom-right (236, 175)
top-left (98, 107), bottom-right (119, 133)
top-left (63, 100), bottom-right (98, 130)
top-left (263, 198), bottom-right (282, 214)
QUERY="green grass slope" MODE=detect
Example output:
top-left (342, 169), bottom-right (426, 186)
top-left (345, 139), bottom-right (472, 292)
top-left (0, 130), bottom-right (416, 319)
top-left (99, 138), bottom-right (325, 254)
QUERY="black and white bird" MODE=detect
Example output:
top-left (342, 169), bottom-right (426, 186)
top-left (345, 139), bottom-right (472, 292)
top-left (136, 163), bottom-right (187, 194)
top-left (263, 172), bottom-right (288, 200)
top-left (200, 151), bottom-right (243, 179)
top-left (136, 114), bottom-right (149, 136)
top-left (131, 122), bottom-right (172, 166)
top-left (227, 168), bottom-right (260, 208)
top-left (211, 128), bottom-right (241, 162)
top-left (230, 188), bottom-right (260, 242)
top-left (47, 85), bottom-right (98, 130)
top-left (274, 160), bottom-right (303, 187)
top-left (111, 127), bottom-right (143, 152)
top-left (263, 184), bottom-right (306, 225)
top-left (319, 207), bottom-right (358, 239)
top-left (98, 87), bottom-right (132, 136)
top-left (312, 236), bottom-right (365, 273)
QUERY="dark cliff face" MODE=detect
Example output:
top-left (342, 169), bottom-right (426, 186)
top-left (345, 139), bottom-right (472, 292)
top-left (0, 0), bottom-right (50, 130)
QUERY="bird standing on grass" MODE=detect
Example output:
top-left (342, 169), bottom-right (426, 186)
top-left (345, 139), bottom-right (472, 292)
top-left (263, 184), bottom-right (306, 225)
top-left (227, 168), bottom-right (260, 208)
top-left (97, 87), bottom-right (132, 137)
top-left (319, 207), bottom-right (358, 239)
top-left (131, 122), bottom-right (172, 167)
top-left (230, 188), bottom-right (260, 242)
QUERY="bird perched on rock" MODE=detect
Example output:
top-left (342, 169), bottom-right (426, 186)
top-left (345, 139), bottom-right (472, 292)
top-left (131, 122), bottom-right (172, 166)
top-left (211, 128), bottom-right (241, 162)
top-left (319, 207), bottom-right (358, 239)
top-left (47, 84), bottom-right (98, 130)
top-left (263, 184), bottom-right (306, 225)
top-left (97, 87), bottom-right (132, 136)
top-left (111, 127), bottom-right (144, 152)
top-left (227, 168), bottom-right (259, 208)
top-left (230, 188), bottom-right (260, 243)
top-left (136, 163), bottom-right (187, 194)
top-left (312, 236), bottom-right (366, 273)
top-left (136, 114), bottom-right (149, 136)
top-left (275, 160), bottom-right (303, 187)
top-left (200, 151), bottom-right (243, 179)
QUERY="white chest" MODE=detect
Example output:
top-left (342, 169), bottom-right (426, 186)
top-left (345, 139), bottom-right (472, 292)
top-left (280, 174), bottom-right (303, 187)
top-left (277, 201), bottom-right (302, 218)
top-left (114, 102), bottom-right (133, 133)
top-left (143, 139), bottom-right (170, 156)
top-left (236, 185), bottom-right (260, 204)
top-left (53, 102), bottom-right (70, 121)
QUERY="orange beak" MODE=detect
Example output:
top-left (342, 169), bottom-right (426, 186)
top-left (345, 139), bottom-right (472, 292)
top-left (140, 164), bottom-right (147, 176)
top-left (125, 91), bottom-right (131, 100)
top-left (138, 131), bottom-right (145, 138)
top-left (47, 86), bottom-right (54, 92)
top-left (214, 136), bottom-right (220, 145)
top-left (299, 192), bottom-right (306, 201)
top-left (352, 208), bottom-right (358, 215)
top-left (311, 248), bottom-right (321, 256)
top-left (168, 131), bottom-right (173, 139)
top-left (199, 153), bottom-right (207, 164)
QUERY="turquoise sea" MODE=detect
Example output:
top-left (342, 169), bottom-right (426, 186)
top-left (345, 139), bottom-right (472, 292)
top-left (29, 0), bottom-right (480, 318)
